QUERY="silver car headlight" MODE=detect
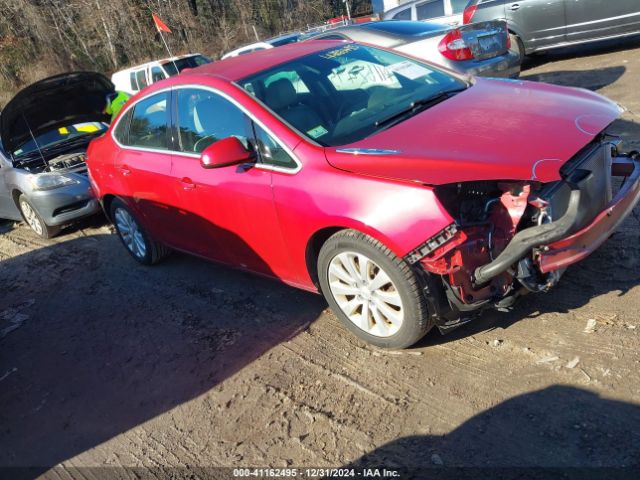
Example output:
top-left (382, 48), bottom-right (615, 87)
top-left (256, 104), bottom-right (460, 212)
top-left (29, 173), bottom-right (80, 191)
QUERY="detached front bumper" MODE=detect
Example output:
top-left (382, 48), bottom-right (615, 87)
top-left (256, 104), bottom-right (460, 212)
top-left (537, 154), bottom-right (640, 272)
top-left (474, 153), bottom-right (640, 284)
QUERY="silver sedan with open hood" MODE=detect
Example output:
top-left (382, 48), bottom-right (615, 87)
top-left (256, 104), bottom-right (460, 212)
top-left (0, 72), bottom-right (114, 238)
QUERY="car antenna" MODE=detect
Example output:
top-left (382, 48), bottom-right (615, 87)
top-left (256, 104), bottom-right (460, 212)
top-left (22, 112), bottom-right (49, 170)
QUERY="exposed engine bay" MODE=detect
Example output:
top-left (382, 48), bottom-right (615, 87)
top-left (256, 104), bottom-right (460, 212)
top-left (15, 149), bottom-right (89, 175)
top-left (45, 152), bottom-right (88, 173)
top-left (408, 133), bottom-right (640, 331)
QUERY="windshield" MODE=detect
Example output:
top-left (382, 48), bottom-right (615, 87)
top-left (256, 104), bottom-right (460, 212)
top-left (13, 122), bottom-right (107, 157)
top-left (163, 55), bottom-right (212, 76)
top-left (239, 44), bottom-right (467, 146)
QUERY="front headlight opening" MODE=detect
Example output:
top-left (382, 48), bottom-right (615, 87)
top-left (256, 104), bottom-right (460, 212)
top-left (30, 173), bottom-right (80, 191)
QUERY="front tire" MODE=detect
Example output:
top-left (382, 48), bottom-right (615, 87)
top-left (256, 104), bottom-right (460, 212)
top-left (110, 198), bottom-right (170, 265)
top-left (318, 230), bottom-right (432, 349)
top-left (18, 195), bottom-right (60, 239)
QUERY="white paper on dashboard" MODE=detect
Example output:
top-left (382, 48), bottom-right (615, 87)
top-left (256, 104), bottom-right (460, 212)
top-left (387, 61), bottom-right (432, 80)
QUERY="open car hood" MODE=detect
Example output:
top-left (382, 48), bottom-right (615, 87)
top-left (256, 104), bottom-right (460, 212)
top-left (325, 78), bottom-right (622, 185)
top-left (0, 72), bottom-right (114, 155)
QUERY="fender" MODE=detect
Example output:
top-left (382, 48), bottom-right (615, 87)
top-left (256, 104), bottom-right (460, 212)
top-left (273, 141), bottom-right (455, 289)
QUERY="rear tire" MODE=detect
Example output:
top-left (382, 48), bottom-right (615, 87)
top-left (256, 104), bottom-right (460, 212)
top-left (110, 198), bottom-right (170, 265)
top-left (18, 194), bottom-right (60, 239)
top-left (318, 229), bottom-right (432, 349)
top-left (509, 33), bottom-right (526, 65)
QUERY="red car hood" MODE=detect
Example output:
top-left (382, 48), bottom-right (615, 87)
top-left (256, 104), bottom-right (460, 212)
top-left (325, 78), bottom-right (622, 185)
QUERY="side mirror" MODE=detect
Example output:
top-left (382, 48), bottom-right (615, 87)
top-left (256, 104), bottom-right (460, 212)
top-left (200, 137), bottom-right (254, 169)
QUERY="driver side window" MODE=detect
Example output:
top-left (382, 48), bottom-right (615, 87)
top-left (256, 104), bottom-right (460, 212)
top-left (176, 88), bottom-right (250, 154)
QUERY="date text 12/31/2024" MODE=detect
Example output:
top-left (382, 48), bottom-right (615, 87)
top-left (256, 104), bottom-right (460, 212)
top-left (233, 468), bottom-right (401, 478)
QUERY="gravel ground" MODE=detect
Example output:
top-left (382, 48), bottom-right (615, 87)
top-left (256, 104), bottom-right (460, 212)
top-left (1, 37), bottom-right (640, 479)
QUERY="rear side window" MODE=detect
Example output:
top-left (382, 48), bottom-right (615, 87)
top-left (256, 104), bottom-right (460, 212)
top-left (135, 69), bottom-right (148, 89)
top-left (126, 92), bottom-right (169, 149)
top-left (113, 109), bottom-right (133, 144)
top-left (150, 66), bottom-right (166, 83)
top-left (416, 0), bottom-right (445, 19)
top-left (391, 7), bottom-right (412, 20)
top-left (129, 72), bottom-right (139, 91)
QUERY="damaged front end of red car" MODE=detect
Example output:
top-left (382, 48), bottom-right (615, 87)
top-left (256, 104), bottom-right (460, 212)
top-left (406, 135), bottom-right (640, 332)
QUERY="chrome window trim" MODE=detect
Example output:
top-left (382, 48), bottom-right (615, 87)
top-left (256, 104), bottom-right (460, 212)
top-left (110, 84), bottom-right (303, 175)
top-left (336, 148), bottom-right (401, 155)
top-left (110, 88), bottom-right (172, 155)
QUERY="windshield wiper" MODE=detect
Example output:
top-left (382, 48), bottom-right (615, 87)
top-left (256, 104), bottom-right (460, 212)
top-left (374, 87), bottom-right (467, 130)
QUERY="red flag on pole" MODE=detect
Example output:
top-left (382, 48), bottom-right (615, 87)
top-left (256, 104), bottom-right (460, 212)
top-left (152, 13), bottom-right (172, 33)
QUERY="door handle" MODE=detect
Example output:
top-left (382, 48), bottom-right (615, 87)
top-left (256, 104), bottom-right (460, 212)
top-left (180, 177), bottom-right (196, 190)
top-left (119, 166), bottom-right (131, 176)
top-left (509, 3), bottom-right (520, 11)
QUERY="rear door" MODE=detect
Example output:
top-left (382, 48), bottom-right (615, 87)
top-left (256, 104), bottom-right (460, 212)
top-left (113, 91), bottom-right (187, 248)
top-left (565, 0), bottom-right (640, 42)
top-left (505, 0), bottom-right (566, 51)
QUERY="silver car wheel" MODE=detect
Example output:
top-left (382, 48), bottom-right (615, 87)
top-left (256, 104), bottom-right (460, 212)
top-left (20, 199), bottom-right (43, 236)
top-left (327, 251), bottom-right (404, 337)
top-left (114, 207), bottom-right (147, 259)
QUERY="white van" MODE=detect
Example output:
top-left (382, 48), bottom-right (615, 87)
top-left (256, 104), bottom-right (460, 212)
top-left (220, 32), bottom-right (302, 60)
top-left (111, 53), bottom-right (212, 95)
top-left (383, 0), bottom-right (468, 26)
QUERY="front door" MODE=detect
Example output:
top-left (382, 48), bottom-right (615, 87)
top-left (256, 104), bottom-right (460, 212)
top-left (170, 87), bottom-right (289, 278)
top-left (506, 0), bottom-right (567, 51)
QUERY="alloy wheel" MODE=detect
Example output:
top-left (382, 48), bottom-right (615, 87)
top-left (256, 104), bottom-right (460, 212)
top-left (20, 200), bottom-right (43, 236)
top-left (327, 251), bottom-right (404, 337)
top-left (114, 207), bottom-right (147, 259)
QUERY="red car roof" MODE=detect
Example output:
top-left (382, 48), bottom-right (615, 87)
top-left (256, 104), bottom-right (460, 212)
top-left (183, 40), bottom-right (347, 81)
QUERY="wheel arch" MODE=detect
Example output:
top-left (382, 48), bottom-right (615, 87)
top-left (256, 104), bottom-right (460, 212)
top-left (303, 222), bottom-right (413, 289)
top-left (305, 226), bottom-right (346, 289)
top-left (11, 188), bottom-right (23, 207)
top-left (101, 194), bottom-right (118, 221)
top-left (507, 26), bottom-right (529, 53)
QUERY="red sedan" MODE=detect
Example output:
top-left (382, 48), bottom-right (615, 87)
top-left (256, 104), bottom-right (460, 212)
top-left (87, 41), bottom-right (640, 348)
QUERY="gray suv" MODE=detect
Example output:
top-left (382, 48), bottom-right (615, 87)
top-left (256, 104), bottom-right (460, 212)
top-left (463, 0), bottom-right (640, 60)
top-left (0, 73), bottom-right (113, 238)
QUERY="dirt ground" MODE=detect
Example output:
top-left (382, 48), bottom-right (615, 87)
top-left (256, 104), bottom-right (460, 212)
top-left (2, 38), bottom-right (640, 479)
